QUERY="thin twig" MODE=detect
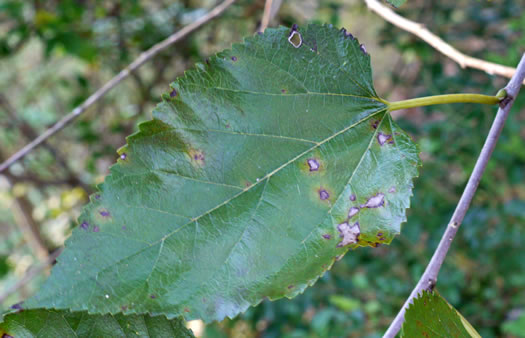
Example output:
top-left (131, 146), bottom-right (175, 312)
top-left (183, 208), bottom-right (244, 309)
top-left (259, 0), bottom-right (274, 32)
top-left (0, 249), bottom-right (62, 305)
top-left (384, 53), bottom-right (525, 337)
top-left (0, 0), bottom-right (236, 173)
top-left (365, 0), bottom-right (522, 84)
top-left (258, 0), bottom-right (282, 32)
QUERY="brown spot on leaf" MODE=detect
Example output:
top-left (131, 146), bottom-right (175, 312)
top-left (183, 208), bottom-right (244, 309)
top-left (184, 307), bottom-right (191, 313)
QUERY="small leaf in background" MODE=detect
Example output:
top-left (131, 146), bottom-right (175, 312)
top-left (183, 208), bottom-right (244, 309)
top-left (502, 311), bottom-right (525, 337)
top-left (26, 24), bottom-right (419, 322)
top-left (0, 309), bottom-right (194, 338)
top-left (402, 290), bottom-right (481, 338)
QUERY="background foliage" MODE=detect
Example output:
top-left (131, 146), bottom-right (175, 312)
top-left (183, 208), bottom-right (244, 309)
top-left (0, 0), bottom-right (524, 337)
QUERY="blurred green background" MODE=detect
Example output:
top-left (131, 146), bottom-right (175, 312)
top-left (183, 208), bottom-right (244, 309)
top-left (0, 0), bottom-right (524, 337)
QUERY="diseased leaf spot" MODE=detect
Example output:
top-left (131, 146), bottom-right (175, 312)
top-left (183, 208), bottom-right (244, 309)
top-left (99, 210), bottom-right (110, 217)
top-left (337, 222), bottom-right (360, 247)
top-left (371, 120), bottom-right (380, 129)
top-left (80, 221), bottom-right (89, 230)
top-left (2, 334), bottom-right (14, 338)
top-left (231, 56), bottom-right (237, 62)
top-left (281, 89), bottom-right (287, 93)
top-left (322, 234), bottom-right (331, 239)
top-left (10, 302), bottom-right (22, 310)
top-left (121, 305), bottom-right (128, 311)
top-left (348, 207), bottom-right (360, 218)
top-left (318, 189), bottom-right (330, 200)
top-left (288, 24), bottom-right (302, 48)
top-left (377, 132), bottom-right (392, 146)
top-left (95, 194), bottom-right (101, 199)
top-left (389, 186), bottom-right (396, 193)
top-left (150, 294), bottom-right (157, 299)
top-left (93, 226), bottom-right (100, 232)
top-left (377, 232), bottom-right (383, 237)
top-left (184, 307), bottom-right (191, 313)
top-left (189, 149), bottom-right (205, 167)
top-left (340, 27), bottom-right (354, 40)
top-left (359, 44), bottom-right (367, 54)
top-left (170, 88), bottom-right (177, 97)
top-left (120, 153), bottom-right (127, 160)
top-left (307, 158), bottom-right (320, 171)
top-left (361, 193), bottom-right (385, 208)
top-left (288, 285), bottom-right (294, 289)
top-left (349, 194), bottom-right (356, 201)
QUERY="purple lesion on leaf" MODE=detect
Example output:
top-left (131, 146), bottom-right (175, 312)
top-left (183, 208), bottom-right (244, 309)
top-left (318, 189), bottom-right (330, 200)
top-left (339, 27), bottom-right (354, 40)
top-left (150, 294), bottom-right (157, 299)
top-left (120, 153), bottom-right (127, 160)
top-left (349, 194), bottom-right (356, 201)
top-left (99, 210), bottom-right (110, 217)
top-left (93, 226), bottom-right (100, 232)
top-left (322, 234), bottom-right (331, 239)
top-left (307, 158), bottom-right (320, 171)
top-left (231, 56), bottom-right (237, 62)
top-left (377, 132), bottom-right (392, 146)
top-left (169, 88), bottom-right (177, 97)
top-left (281, 89), bottom-right (287, 93)
top-left (371, 120), bottom-right (380, 129)
top-left (336, 222), bottom-right (360, 247)
top-left (2, 333), bottom-right (14, 338)
top-left (95, 194), bottom-right (101, 200)
top-left (287, 285), bottom-right (294, 289)
top-left (121, 305), bottom-right (128, 311)
top-left (389, 186), bottom-right (396, 193)
top-left (80, 221), bottom-right (89, 230)
top-left (189, 149), bottom-right (205, 167)
top-left (359, 44), bottom-right (367, 55)
top-left (10, 302), bottom-right (23, 310)
top-left (288, 24), bottom-right (302, 48)
top-left (348, 206), bottom-right (360, 218)
top-left (361, 193), bottom-right (385, 208)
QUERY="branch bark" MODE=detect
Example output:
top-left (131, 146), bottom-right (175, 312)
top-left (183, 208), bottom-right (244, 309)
top-left (0, 0), bottom-right (236, 173)
top-left (384, 53), bottom-right (525, 337)
top-left (258, 0), bottom-right (283, 32)
top-left (365, 0), bottom-right (523, 84)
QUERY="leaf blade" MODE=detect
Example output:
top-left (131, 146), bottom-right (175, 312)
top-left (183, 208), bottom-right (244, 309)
top-left (26, 24), bottom-right (420, 322)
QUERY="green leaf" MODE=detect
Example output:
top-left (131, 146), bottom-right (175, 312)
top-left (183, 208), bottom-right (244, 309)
top-left (401, 290), bottom-right (481, 338)
top-left (386, 0), bottom-right (407, 7)
top-left (26, 24), bottom-right (419, 322)
top-left (0, 309), bottom-right (193, 337)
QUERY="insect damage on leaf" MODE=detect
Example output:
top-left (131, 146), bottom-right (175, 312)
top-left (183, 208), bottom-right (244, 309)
top-left (25, 24), bottom-right (420, 323)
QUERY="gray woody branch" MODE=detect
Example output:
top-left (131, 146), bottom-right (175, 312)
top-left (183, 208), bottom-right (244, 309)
top-left (385, 53), bottom-right (525, 337)
top-left (0, 0), bottom-right (236, 173)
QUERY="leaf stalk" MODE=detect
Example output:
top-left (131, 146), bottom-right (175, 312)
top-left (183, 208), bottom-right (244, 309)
top-left (387, 93), bottom-right (500, 111)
